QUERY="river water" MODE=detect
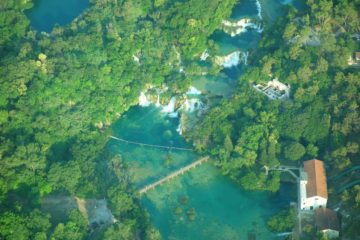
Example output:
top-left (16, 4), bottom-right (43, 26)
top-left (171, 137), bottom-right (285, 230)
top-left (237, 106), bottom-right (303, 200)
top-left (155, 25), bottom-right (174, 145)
top-left (27, 0), bottom-right (303, 239)
top-left (109, 106), bottom-right (296, 239)
top-left (108, 1), bottom-right (302, 239)
top-left (26, 0), bottom-right (89, 32)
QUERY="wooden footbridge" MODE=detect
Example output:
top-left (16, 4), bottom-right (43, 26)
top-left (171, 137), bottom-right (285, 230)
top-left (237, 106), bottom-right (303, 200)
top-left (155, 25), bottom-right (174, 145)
top-left (138, 156), bottom-right (210, 194)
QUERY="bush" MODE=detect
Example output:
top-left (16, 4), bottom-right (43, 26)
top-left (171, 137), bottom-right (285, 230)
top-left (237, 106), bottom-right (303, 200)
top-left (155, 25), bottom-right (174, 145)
top-left (267, 207), bottom-right (296, 232)
top-left (284, 142), bottom-right (306, 161)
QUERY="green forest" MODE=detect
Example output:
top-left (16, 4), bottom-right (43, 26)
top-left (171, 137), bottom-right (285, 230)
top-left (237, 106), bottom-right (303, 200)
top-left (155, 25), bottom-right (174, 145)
top-left (0, 0), bottom-right (360, 239)
top-left (0, 0), bottom-right (237, 239)
top-left (188, 0), bottom-right (360, 238)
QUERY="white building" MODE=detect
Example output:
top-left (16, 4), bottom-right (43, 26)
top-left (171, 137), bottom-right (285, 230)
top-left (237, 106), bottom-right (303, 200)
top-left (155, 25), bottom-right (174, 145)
top-left (315, 208), bottom-right (340, 239)
top-left (348, 51), bottom-right (360, 66)
top-left (253, 78), bottom-right (290, 100)
top-left (299, 159), bottom-right (328, 210)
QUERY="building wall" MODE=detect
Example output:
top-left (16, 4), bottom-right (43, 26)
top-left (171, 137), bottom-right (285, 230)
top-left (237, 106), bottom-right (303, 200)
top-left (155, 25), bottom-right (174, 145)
top-left (299, 180), bottom-right (308, 210)
top-left (302, 196), bottom-right (327, 210)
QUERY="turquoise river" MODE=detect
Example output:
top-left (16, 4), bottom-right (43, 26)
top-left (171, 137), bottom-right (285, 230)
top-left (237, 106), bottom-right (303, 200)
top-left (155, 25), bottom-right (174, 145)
top-left (27, 0), bottom-right (304, 239)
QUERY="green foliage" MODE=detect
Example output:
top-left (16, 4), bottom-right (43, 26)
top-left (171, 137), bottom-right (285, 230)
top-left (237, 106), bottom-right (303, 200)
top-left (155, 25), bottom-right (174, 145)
top-left (1, 0), bottom-right (359, 238)
top-left (50, 210), bottom-right (87, 240)
top-left (284, 142), bottom-right (306, 161)
top-left (102, 221), bottom-right (135, 240)
top-left (188, 0), bottom-right (360, 203)
top-left (267, 207), bottom-right (296, 232)
top-left (0, 0), bottom-right (239, 238)
top-left (107, 186), bottom-right (135, 216)
top-left (0, 210), bottom-right (50, 240)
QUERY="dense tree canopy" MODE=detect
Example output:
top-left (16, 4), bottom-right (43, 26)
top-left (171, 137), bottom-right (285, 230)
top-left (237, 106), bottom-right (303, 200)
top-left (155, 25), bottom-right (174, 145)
top-left (0, 0), bottom-right (359, 238)
top-left (0, 0), bottom-right (237, 238)
top-left (187, 0), bottom-right (360, 236)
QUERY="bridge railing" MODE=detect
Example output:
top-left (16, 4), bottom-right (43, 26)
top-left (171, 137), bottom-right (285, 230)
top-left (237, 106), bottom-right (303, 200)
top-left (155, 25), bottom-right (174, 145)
top-left (138, 156), bottom-right (209, 194)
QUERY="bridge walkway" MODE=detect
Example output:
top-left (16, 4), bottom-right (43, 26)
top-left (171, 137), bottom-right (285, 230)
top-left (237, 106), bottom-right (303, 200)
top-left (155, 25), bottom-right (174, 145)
top-left (138, 156), bottom-right (209, 194)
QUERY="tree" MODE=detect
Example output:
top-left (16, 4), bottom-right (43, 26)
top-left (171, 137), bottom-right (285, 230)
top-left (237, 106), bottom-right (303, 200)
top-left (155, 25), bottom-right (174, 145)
top-left (107, 186), bottom-right (135, 216)
top-left (0, 212), bottom-right (30, 240)
top-left (51, 210), bottom-right (87, 240)
top-left (267, 207), bottom-right (296, 232)
top-left (283, 142), bottom-right (306, 161)
top-left (101, 221), bottom-right (136, 240)
top-left (283, 23), bottom-right (297, 41)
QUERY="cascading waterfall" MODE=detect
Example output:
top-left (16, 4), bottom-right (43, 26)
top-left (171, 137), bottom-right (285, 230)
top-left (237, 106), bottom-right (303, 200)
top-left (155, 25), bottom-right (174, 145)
top-left (221, 19), bottom-right (261, 37)
top-left (200, 50), bottom-right (210, 61)
top-left (240, 52), bottom-right (249, 65)
top-left (255, 0), bottom-right (262, 19)
top-left (215, 51), bottom-right (241, 68)
top-left (139, 92), bottom-right (151, 107)
top-left (181, 98), bottom-right (204, 112)
top-left (176, 122), bottom-right (183, 135)
top-left (256, 23), bottom-right (263, 33)
top-left (155, 94), bottom-right (161, 107)
top-left (187, 86), bottom-right (202, 95)
top-left (138, 86), bottom-right (204, 121)
top-left (162, 97), bottom-right (177, 114)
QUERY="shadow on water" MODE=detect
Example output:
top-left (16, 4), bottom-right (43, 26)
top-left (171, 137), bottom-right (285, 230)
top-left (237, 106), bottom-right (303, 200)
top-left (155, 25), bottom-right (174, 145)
top-left (26, 0), bottom-right (89, 32)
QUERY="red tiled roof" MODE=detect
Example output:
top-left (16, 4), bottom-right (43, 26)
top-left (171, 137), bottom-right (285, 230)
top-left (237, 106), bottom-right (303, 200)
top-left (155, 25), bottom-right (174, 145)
top-left (315, 208), bottom-right (340, 231)
top-left (304, 159), bottom-right (328, 199)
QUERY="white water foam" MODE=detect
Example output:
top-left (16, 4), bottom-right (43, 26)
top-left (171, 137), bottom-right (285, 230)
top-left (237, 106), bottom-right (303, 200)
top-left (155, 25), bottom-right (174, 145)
top-left (200, 49), bottom-right (210, 61)
top-left (176, 122), bottom-right (183, 135)
top-left (155, 94), bottom-right (161, 107)
top-left (186, 86), bottom-right (202, 95)
top-left (215, 51), bottom-right (241, 68)
top-left (222, 19), bottom-right (262, 37)
top-left (162, 97), bottom-right (177, 114)
top-left (240, 52), bottom-right (249, 65)
top-left (139, 92), bottom-right (151, 107)
top-left (255, 0), bottom-right (262, 20)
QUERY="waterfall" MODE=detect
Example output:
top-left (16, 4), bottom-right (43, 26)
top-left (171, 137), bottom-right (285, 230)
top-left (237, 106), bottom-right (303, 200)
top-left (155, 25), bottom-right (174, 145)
top-left (200, 49), bottom-right (210, 61)
top-left (168, 111), bottom-right (179, 118)
top-left (255, 0), bottom-right (262, 20)
top-left (162, 97), bottom-right (177, 114)
top-left (181, 97), bottom-right (205, 113)
top-left (187, 86), bottom-right (202, 95)
top-left (139, 92), bottom-right (151, 107)
top-left (215, 51), bottom-right (241, 68)
top-left (256, 23), bottom-right (263, 33)
top-left (182, 98), bottom-right (191, 112)
top-left (240, 52), bottom-right (249, 65)
top-left (221, 18), bottom-right (264, 37)
top-left (222, 19), bottom-right (259, 37)
top-left (176, 122), bottom-right (183, 135)
top-left (188, 99), bottom-right (204, 112)
top-left (155, 94), bottom-right (161, 107)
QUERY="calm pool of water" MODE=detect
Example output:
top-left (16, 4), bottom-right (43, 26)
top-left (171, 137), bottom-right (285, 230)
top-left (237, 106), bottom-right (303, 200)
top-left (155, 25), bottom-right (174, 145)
top-left (108, 106), bottom-right (296, 239)
top-left (26, 0), bottom-right (89, 32)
